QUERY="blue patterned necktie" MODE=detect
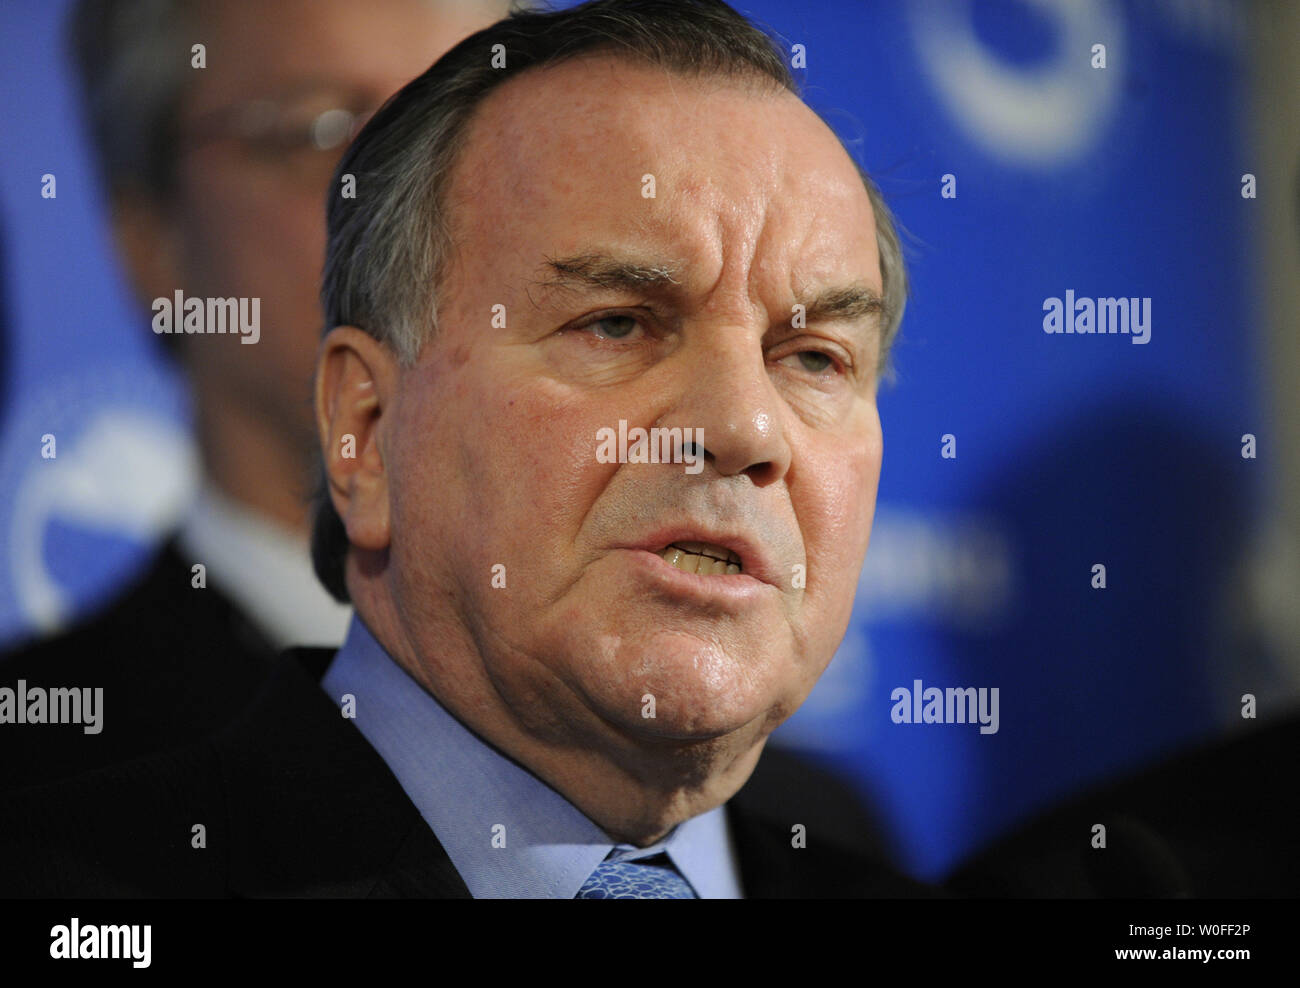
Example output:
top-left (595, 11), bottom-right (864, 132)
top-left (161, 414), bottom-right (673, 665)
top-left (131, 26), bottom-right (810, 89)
top-left (576, 852), bottom-right (698, 899)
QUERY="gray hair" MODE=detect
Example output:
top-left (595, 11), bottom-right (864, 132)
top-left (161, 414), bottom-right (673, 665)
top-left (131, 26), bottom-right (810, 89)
top-left (313, 0), bottom-right (909, 601)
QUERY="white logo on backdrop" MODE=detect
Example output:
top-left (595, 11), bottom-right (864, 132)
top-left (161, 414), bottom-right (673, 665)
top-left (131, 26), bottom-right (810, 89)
top-left (909, 0), bottom-right (1124, 166)
top-left (12, 410), bottom-right (195, 633)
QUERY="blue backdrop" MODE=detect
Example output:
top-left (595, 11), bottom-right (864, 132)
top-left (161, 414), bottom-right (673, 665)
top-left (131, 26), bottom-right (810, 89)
top-left (0, 0), bottom-right (1281, 880)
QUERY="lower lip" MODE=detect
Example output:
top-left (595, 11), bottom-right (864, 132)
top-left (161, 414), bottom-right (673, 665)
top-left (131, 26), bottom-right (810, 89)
top-left (617, 548), bottom-right (775, 606)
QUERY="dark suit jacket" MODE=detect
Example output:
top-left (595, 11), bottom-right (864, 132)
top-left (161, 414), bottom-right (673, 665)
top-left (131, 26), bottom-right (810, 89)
top-left (0, 540), bottom-right (276, 792)
top-left (0, 646), bottom-right (937, 898)
top-left (947, 711), bottom-right (1300, 897)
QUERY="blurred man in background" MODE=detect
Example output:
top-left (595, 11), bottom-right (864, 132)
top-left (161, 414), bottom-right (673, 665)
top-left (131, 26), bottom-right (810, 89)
top-left (0, 0), bottom-right (510, 791)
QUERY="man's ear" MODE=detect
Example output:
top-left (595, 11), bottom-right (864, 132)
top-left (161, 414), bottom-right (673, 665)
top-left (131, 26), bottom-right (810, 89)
top-left (315, 327), bottom-right (399, 553)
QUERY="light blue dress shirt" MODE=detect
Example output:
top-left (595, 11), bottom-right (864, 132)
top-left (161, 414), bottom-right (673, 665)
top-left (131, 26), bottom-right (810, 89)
top-left (320, 616), bottom-right (745, 899)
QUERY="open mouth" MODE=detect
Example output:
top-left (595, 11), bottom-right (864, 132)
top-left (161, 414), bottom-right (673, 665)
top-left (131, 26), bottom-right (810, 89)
top-left (656, 541), bottom-right (743, 575)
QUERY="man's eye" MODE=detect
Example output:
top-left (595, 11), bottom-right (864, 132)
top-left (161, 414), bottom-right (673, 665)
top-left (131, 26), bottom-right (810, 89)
top-left (779, 350), bottom-right (836, 373)
top-left (580, 314), bottom-right (642, 340)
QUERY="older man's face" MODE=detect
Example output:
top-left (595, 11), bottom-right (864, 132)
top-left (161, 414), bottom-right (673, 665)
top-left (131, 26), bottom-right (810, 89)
top-left (384, 57), bottom-right (884, 748)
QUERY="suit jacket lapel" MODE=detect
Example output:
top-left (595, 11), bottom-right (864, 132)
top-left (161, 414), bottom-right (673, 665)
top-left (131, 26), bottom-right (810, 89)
top-left (215, 648), bottom-right (470, 898)
top-left (726, 745), bottom-right (941, 898)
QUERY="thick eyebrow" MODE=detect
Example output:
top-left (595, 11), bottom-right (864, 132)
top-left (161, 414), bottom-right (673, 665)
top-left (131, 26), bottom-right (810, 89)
top-left (529, 252), bottom-right (685, 299)
top-left (796, 284), bottom-right (884, 326)
top-left (529, 252), bottom-right (884, 333)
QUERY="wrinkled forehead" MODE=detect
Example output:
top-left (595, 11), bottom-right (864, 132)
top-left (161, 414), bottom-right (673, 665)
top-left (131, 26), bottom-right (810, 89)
top-left (446, 55), bottom-right (880, 296)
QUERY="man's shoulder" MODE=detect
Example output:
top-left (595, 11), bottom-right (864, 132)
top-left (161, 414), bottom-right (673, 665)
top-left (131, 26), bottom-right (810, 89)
top-left (0, 539), bottom-right (276, 790)
top-left (3, 538), bottom-right (276, 667)
top-left (947, 713), bottom-right (1300, 897)
top-left (0, 646), bottom-right (468, 898)
top-left (729, 744), bottom-right (940, 898)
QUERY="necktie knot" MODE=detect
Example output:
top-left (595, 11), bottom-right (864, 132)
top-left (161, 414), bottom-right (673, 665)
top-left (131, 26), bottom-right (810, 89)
top-left (576, 852), bottom-right (698, 899)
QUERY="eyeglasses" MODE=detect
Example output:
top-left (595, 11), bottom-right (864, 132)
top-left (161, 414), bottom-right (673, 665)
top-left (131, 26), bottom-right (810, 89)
top-left (179, 97), bottom-right (377, 169)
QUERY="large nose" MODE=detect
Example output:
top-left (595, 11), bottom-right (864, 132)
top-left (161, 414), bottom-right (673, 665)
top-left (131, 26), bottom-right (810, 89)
top-left (665, 323), bottom-right (793, 487)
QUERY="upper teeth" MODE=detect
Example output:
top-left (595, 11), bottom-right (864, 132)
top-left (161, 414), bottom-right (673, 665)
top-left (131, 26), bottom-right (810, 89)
top-left (658, 541), bottom-right (742, 575)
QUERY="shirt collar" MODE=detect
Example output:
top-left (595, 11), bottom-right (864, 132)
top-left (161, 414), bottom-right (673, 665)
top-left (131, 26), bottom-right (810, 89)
top-left (176, 480), bottom-right (352, 649)
top-left (321, 616), bottom-right (744, 898)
